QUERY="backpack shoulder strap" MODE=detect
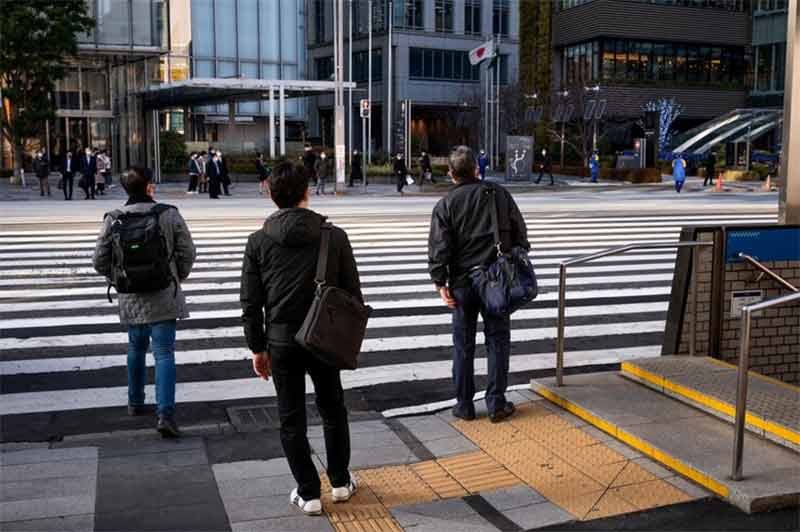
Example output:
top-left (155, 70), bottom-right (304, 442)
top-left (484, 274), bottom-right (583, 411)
top-left (315, 222), bottom-right (333, 289)
top-left (151, 203), bottom-right (176, 216)
top-left (484, 185), bottom-right (501, 255)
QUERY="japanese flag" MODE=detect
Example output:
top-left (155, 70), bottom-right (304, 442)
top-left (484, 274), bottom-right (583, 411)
top-left (468, 40), bottom-right (496, 66)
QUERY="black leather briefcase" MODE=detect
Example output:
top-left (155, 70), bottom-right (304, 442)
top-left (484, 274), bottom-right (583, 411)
top-left (295, 223), bottom-right (371, 370)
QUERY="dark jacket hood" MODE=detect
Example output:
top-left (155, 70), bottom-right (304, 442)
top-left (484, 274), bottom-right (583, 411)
top-left (263, 208), bottom-right (323, 247)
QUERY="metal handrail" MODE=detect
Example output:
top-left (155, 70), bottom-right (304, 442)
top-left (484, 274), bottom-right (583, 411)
top-left (738, 253), bottom-right (799, 293)
top-left (731, 289), bottom-right (800, 481)
top-left (556, 240), bottom-right (714, 386)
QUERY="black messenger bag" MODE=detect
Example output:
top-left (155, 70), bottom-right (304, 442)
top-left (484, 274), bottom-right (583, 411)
top-left (295, 223), bottom-right (372, 370)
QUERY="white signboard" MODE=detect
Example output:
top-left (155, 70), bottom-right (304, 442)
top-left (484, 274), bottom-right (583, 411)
top-left (730, 290), bottom-right (764, 318)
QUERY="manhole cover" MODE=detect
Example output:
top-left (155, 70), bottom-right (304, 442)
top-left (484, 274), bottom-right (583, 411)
top-left (227, 404), bottom-right (322, 432)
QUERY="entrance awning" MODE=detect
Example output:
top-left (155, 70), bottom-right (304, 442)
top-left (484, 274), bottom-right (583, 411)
top-left (667, 108), bottom-right (783, 157)
top-left (139, 78), bottom-right (356, 110)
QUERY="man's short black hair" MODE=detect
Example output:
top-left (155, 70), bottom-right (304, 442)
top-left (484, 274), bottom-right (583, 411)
top-left (121, 166), bottom-right (152, 198)
top-left (268, 161), bottom-right (308, 208)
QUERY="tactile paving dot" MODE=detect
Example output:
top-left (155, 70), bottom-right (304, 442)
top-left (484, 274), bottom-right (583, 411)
top-left (547, 489), bottom-right (605, 519)
top-left (610, 461), bottom-right (659, 488)
top-left (451, 417), bottom-right (528, 448)
top-left (356, 465), bottom-right (439, 508)
top-left (583, 490), bottom-right (638, 520)
top-left (437, 451), bottom-right (520, 494)
top-left (410, 460), bottom-right (468, 499)
top-left (584, 461), bottom-right (628, 487)
top-left (612, 478), bottom-right (693, 510)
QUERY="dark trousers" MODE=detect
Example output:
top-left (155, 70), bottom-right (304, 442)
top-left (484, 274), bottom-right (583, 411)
top-left (38, 177), bottom-right (51, 196)
top-left (396, 172), bottom-right (405, 193)
top-left (271, 344), bottom-right (351, 500)
top-left (222, 178), bottom-right (230, 195)
top-left (83, 181), bottom-right (95, 199)
top-left (675, 179), bottom-right (685, 193)
top-left (451, 285), bottom-right (511, 416)
top-left (188, 174), bottom-right (198, 192)
top-left (535, 169), bottom-right (554, 185)
top-left (704, 170), bottom-right (715, 186)
top-left (63, 176), bottom-right (74, 200)
top-left (209, 177), bottom-right (221, 198)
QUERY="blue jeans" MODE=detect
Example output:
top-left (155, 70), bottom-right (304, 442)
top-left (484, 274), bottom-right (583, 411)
top-left (127, 320), bottom-right (177, 416)
top-left (452, 285), bottom-right (511, 416)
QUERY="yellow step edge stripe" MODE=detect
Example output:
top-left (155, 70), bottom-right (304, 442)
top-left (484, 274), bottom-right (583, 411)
top-left (622, 362), bottom-right (800, 447)
top-left (533, 385), bottom-right (730, 498)
top-left (704, 357), bottom-right (800, 393)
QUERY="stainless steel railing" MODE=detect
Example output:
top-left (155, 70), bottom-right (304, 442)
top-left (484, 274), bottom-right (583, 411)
top-left (730, 261), bottom-right (799, 481)
top-left (556, 240), bottom-right (714, 386)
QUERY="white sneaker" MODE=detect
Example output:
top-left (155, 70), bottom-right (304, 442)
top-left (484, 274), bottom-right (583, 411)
top-left (289, 488), bottom-right (322, 516)
top-left (331, 475), bottom-right (358, 503)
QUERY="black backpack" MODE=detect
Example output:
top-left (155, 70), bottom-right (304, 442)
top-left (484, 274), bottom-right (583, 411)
top-left (105, 204), bottom-right (177, 302)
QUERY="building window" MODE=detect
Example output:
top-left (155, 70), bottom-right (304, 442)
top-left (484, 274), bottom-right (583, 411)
top-left (314, 0), bottom-right (325, 44)
top-left (316, 56), bottom-right (334, 81)
top-left (464, 0), bottom-right (481, 35)
top-left (557, 0), bottom-right (747, 12)
top-left (394, 0), bottom-right (424, 30)
top-left (353, 49), bottom-right (383, 82)
top-left (756, 44), bottom-right (774, 92)
top-left (492, 0), bottom-right (510, 37)
top-left (409, 47), bottom-right (480, 82)
top-left (435, 0), bottom-right (454, 33)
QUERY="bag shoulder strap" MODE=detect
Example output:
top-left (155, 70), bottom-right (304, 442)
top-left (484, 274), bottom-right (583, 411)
top-left (484, 185), bottom-right (501, 256)
top-left (315, 222), bottom-right (333, 288)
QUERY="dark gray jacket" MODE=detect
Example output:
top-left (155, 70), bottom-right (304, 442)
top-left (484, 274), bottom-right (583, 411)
top-left (93, 200), bottom-right (196, 325)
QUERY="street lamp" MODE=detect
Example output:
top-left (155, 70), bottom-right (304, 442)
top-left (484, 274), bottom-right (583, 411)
top-left (557, 90), bottom-right (569, 169)
top-left (584, 85), bottom-right (601, 153)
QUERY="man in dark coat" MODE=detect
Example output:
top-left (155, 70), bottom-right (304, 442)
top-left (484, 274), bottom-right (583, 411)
top-left (348, 150), bottom-right (363, 187)
top-left (393, 153), bottom-right (408, 194)
top-left (34, 149), bottom-right (51, 197)
top-left (535, 148), bottom-right (554, 186)
top-left (303, 144), bottom-right (317, 185)
top-left (240, 162), bottom-right (361, 516)
top-left (419, 151), bottom-right (435, 185)
top-left (428, 146), bottom-right (529, 423)
top-left (207, 153), bottom-right (222, 199)
top-left (704, 151), bottom-right (717, 187)
top-left (218, 150), bottom-right (231, 196)
top-left (62, 151), bottom-right (77, 200)
top-left (79, 147), bottom-right (97, 199)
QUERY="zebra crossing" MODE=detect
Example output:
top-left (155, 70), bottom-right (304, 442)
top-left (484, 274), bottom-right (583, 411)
top-left (0, 211), bottom-right (776, 419)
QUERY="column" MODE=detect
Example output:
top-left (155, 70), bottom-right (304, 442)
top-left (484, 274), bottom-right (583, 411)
top-left (268, 86), bottom-right (275, 159)
top-left (279, 84), bottom-right (286, 156)
top-left (780, 1), bottom-right (799, 224)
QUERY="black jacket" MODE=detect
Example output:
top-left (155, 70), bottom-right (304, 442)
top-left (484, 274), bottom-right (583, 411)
top-left (393, 157), bottom-right (407, 175)
top-left (240, 208), bottom-right (362, 352)
top-left (80, 154), bottom-right (96, 177)
top-left (428, 180), bottom-right (529, 288)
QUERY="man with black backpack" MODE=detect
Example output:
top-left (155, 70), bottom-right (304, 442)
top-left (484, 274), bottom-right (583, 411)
top-left (240, 162), bottom-right (362, 516)
top-left (93, 167), bottom-right (196, 438)
top-left (428, 146), bottom-right (529, 424)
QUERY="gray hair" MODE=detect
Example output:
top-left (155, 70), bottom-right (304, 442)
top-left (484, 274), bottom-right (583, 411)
top-left (448, 145), bottom-right (477, 181)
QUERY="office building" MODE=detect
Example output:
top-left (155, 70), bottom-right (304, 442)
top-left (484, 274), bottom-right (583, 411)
top-left (751, 0), bottom-right (789, 108)
top-left (306, 0), bottom-right (520, 156)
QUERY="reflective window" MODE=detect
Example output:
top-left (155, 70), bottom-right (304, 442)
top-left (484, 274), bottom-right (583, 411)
top-left (238, 0), bottom-right (259, 60)
top-left (556, 0), bottom-right (747, 11)
top-left (191, 0), bottom-right (214, 56)
top-left (56, 69), bottom-right (81, 110)
top-left (215, 0), bottom-right (236, 58)
top-left (409, 47), bottom-right (480, 82)
top-left (394, 0), bottom-right (424, 29)
top-left (82, 66), bottom-right (110, 109)
top-left (353, 49), bottom-right (383, 82)
top-left (756, 44), bottom-right (773, 91)
top-left (464, 0), bottom-right (481, 35)
top-left (132, 0), bottom-right (153, 45)
top-left (239, 62), bottom-right (260, 114)
top-left (492, 0), bottom-right (510, 37)
top-left (97, 0), bottom-right (131, 45)
top-left (281, 0), bottom-right (299, 65)
top-left (260, 0), bottom-right (281, 63)
top-left (170, 56), bottom-right (190, 81)
top-left (435, 0), bottom-right (454, 33)
top-left (316, 56), bottom-right (334, 81)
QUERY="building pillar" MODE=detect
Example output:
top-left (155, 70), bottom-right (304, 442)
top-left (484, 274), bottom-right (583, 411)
top-left (228, 98), bottom-right (236, 152)
top-left (268, 86), bottom-right (275, 159)
top-left (279, 84), bottom-right (286, 156)
top-left (780, 1), bottom-right (799, 224)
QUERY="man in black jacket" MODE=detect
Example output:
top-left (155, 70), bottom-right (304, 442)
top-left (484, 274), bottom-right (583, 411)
top-left (240, 162), bottom-right (361, 516)
top-left (393, 153), bottom-right (408, 194)
top-left (428, 146), bottom-right (529, 423)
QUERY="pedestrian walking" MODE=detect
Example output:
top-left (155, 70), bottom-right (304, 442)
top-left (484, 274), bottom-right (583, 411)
top-left (704, 151), bottom-right (716, 187)
top-left (198, 151), bottom-right (208, 193)
top-left (303, 143), bottom-right (318, 186)
top-left (256, 152), bottom-right (271, 195)
top-left (589, 150), bottom-right (600, 183)
top-left (92, 166), bottom-right (196, 438)
top-left (100, 150), bottom-right (112, 189)
top-left (218, 150), bottom-right (232, 196)
top-left (187, 153), bottom-right (200, 194)
top-left (673, 153), bottom-right (687, 193)
top-left (95, 149), bottom-right (108, 195)
top-left (208, 152), bottom-right (222, 199)
top-left (61, 151), bottom-right (76, 200)
top-left (34, 149), bottom-right (51, 197)
top-left (478, 150), bottom-right (489, 180)
top-left (315, 152), bottom-right (331, 195)
top-left (535, 148), bottom-right (554, 185)
top-left (79, 147), bottom-right (97, 199)
top-left (393, 153), bottom-right (408, 194)
top-left (428, 146), bottom-right (529, 423)
top-left (349, 150), bottom-right (363, 187)
top-left (418, 151), bottom-right (434, 185)
top-left (241, 161), bottom-right (361, 516)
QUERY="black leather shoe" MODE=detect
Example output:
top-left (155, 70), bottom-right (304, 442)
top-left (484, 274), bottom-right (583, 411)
top-left (127, 403), bottom-right (146, 416)
top-left (157, 415), bottom-right (181, 438)
top-left (451, 405), bottom-right (476, 421)
top-left (489, 401), bottom-right (516, 423)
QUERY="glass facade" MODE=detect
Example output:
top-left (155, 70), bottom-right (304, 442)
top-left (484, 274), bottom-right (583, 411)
top-left (464, 0), bottom-right (482, 35)
top-left (394, 0), bottom-right (424, 29)
top-left (754, 43), bottom-right (786, 93)
top-left (409, 48), bottom-right (481, 82)
top-left (555, 0), bottom-right (748, 11)
top-left (563, 39), bottom-right (745, 88)
top-left (435, 0), bottom-right (455, 33)
top-left (353, 49), bottom-right (383, 82)
top-left (492, 0), bottom-right (510, 36)
top-left (80, 0), bottom-right (168, 49)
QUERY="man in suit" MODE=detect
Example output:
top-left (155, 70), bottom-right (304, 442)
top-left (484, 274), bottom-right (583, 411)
top-left (207, 152), bottom-right (222, 199)
top-left (218, 150), bottom-right (231, 196)
top-left (62, 151), bottom-right (76, 200)
top-left (534, 148), bottom-right (554, 186)
top-left (80, 147), bottom-right (97, 199)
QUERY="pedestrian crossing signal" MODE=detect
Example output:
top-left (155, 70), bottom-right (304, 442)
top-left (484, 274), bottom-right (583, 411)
top-left (360, 99), bottom-right (370, 118)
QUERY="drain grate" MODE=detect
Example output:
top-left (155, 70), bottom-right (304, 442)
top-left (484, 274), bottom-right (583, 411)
top-left (226, 403), bottom-right (322, 432)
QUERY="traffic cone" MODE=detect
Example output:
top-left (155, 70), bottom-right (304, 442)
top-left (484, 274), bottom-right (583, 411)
top-left (715, 173), bottom-right (723, 193)
top-left (763, 174), bottom-right (772, 192)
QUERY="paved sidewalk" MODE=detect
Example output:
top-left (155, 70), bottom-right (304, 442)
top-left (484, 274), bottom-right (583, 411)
top-left (1, 390), bottom-right (712, 531)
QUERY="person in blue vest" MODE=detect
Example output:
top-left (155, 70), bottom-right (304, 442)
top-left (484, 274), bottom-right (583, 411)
top-left (672, 153), bottom-right (687, 193)
top-left (589, 150), bottom-right (600, 183)
top-left (478, 150), bottom-right (489, 180)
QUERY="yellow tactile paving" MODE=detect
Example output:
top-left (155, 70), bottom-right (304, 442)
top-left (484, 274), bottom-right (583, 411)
top-left (437, 451), bottom-right (521, 494)
top-left (451, 417), bottom-right (528, 448)
top-left (612, 478), bottom-right (693, 510)
top-left (331, 516), bottom-right (404, 532)
top-left (610, 461), bottom-right (659, 488)
top-left (584, 461), bottom-right (628, 487)
top-left (583, 490), bottom-right (638, 520)
top-left (533, 427), bottom-right (601, 449)
top-left (550, 489), bottom-right (605, 518)
top-left (410, 460), bottom-right (469, 499)
top-left (355, 465), bottom-right (439, 508)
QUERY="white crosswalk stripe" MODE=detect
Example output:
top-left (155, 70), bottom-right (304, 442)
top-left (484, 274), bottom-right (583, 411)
top-left (0, 211), bottom-right (774, 416)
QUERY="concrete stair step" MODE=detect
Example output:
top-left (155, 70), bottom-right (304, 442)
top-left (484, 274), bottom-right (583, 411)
top-left (531, 372), bottom-right (800, 513)
top-left (621, 356), bottom-right (799, 453)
